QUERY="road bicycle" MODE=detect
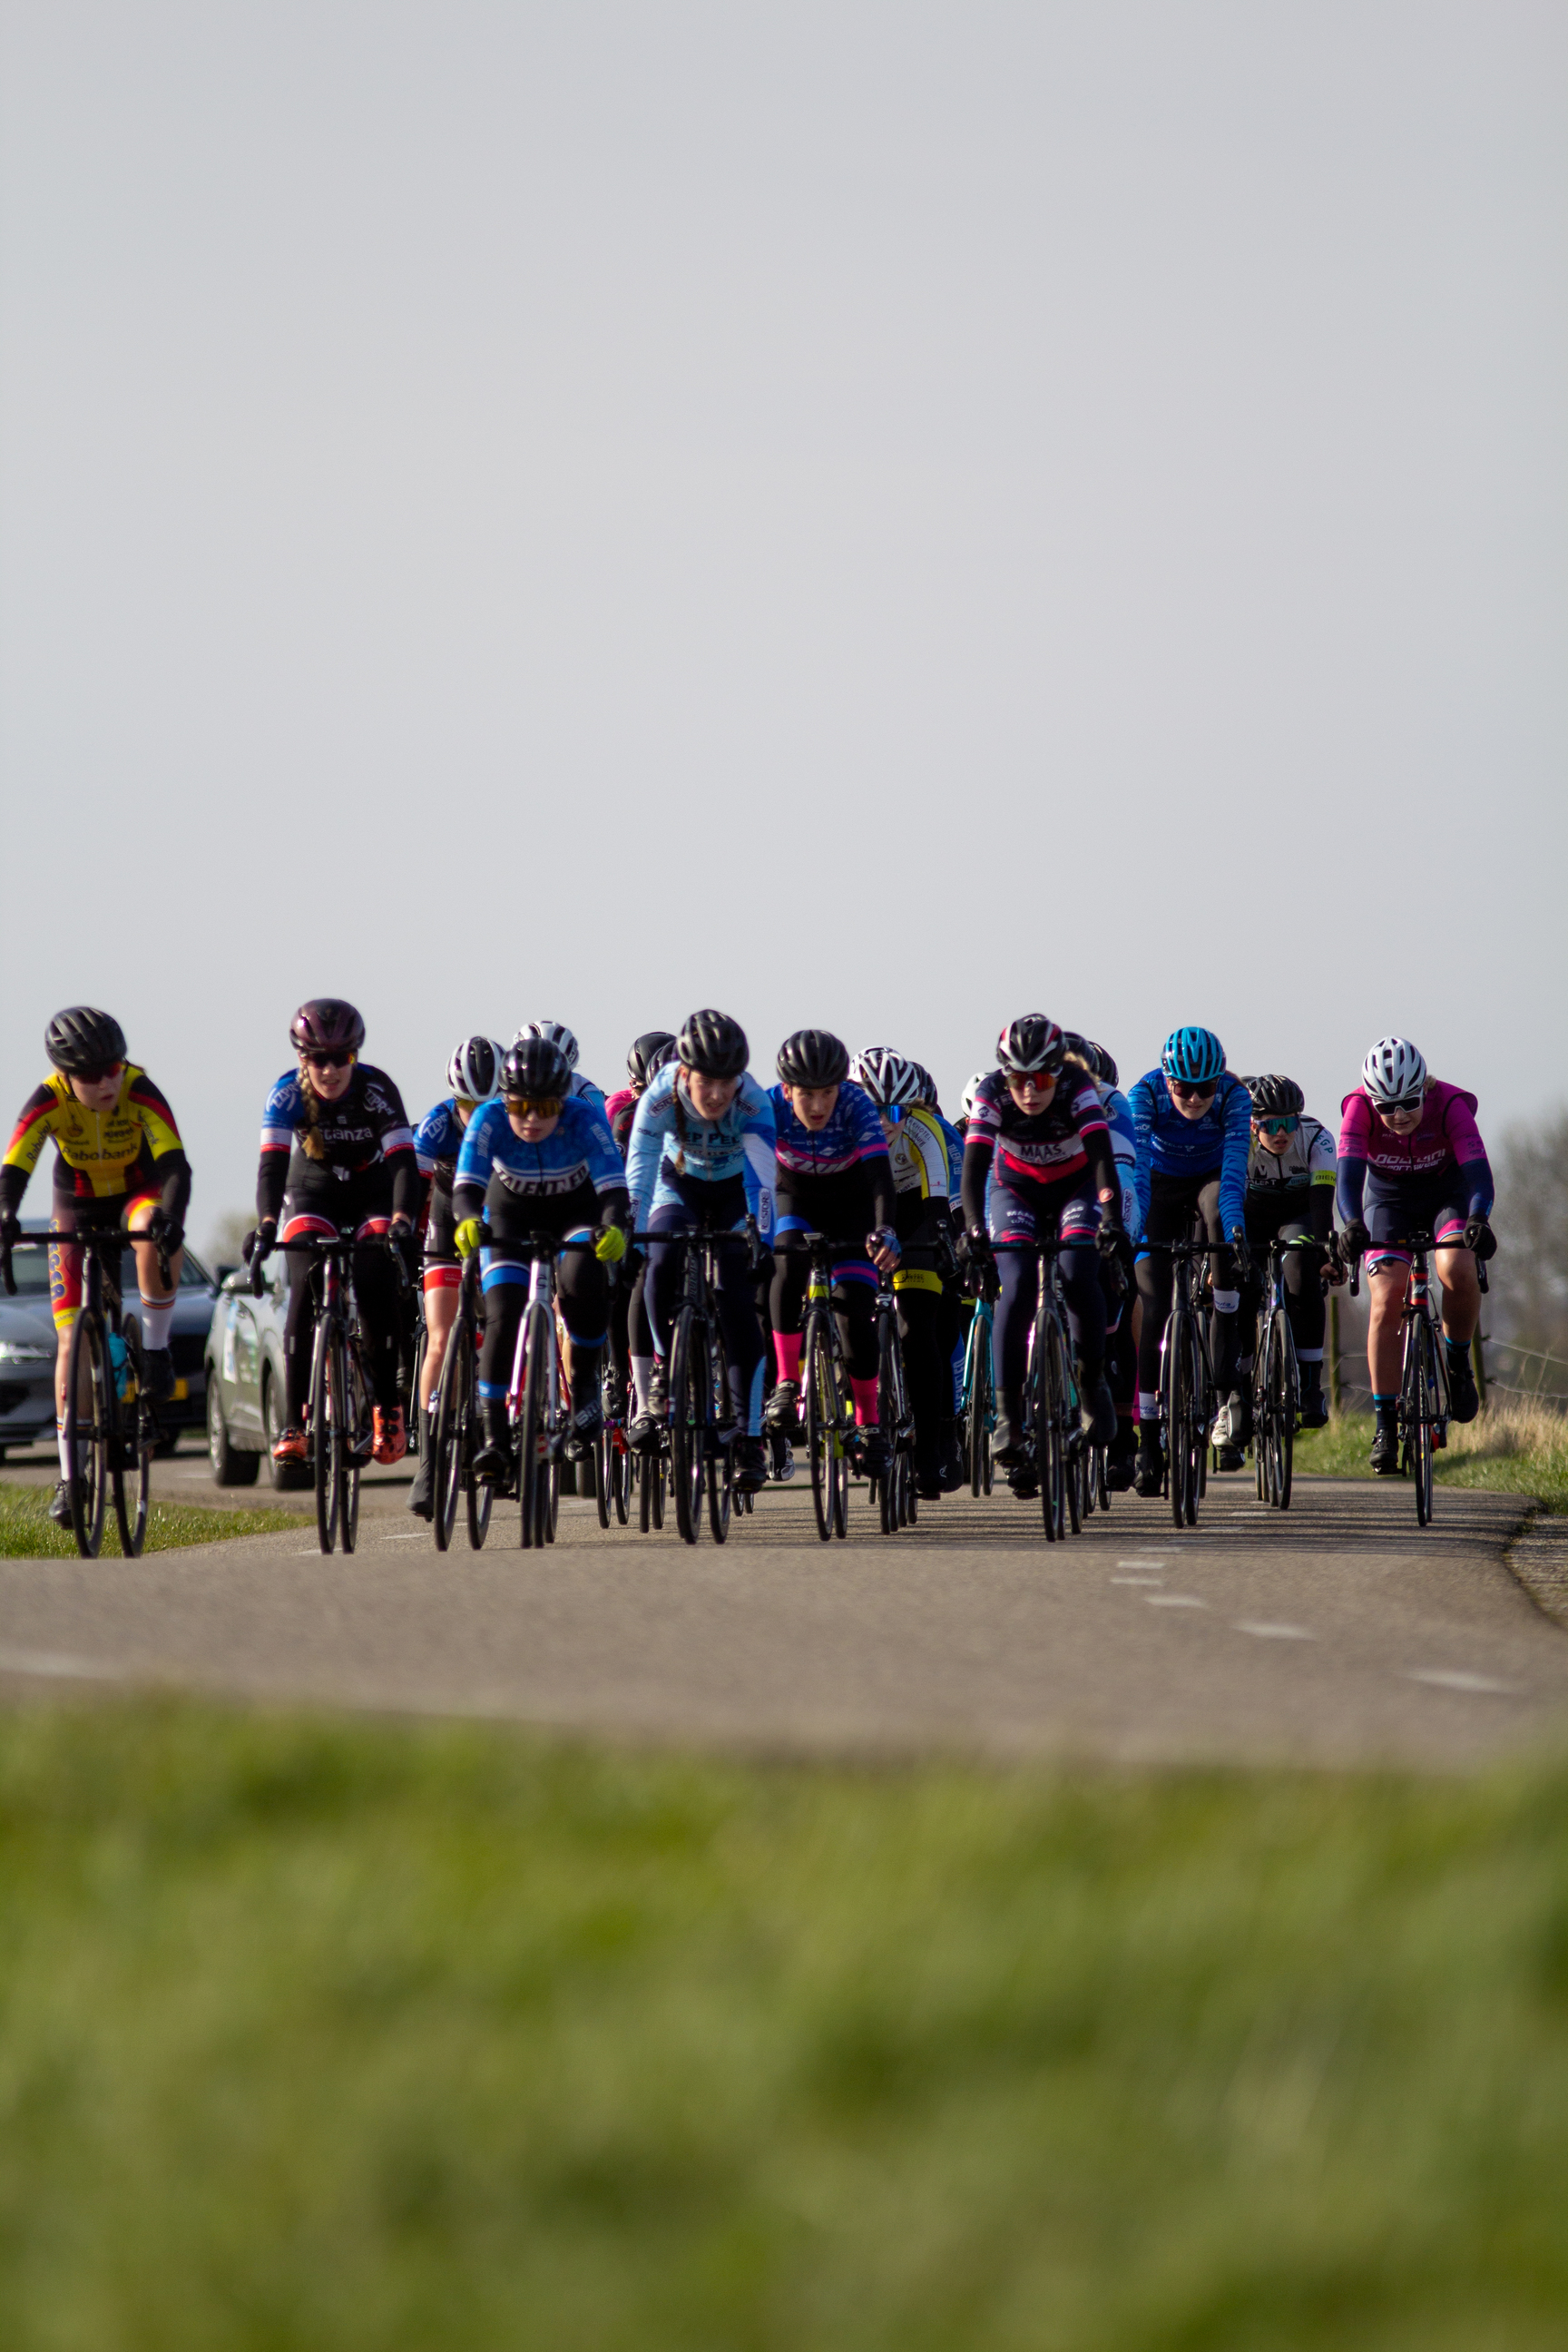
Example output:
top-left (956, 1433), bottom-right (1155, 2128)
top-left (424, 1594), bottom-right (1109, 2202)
top-left (596, 1358), bottom-right (632, 1529)
top-left (430, 1249), bottom-right (494, 1553)
top-left (254, 1230), bottom-right (407, 1554)
top-left (1348, 1230), bottom-right (1485, 1528)
top-left (2, 1225), bottom-right (171, 1559)
top-left (956, 1280), bottom-right (995, 1497)
top-left (1152, 1233), bottom-right (1222, 1530)
top-left (865, 1264), bottom-right (916, 1534)
top-left (1248, 1235), bottom-right (1321, 1512)
top-left (793, 1232), bottom-right (861, 1542)
top-left (489, 1233), bottom-right (583, 1550)
top-left (633, 1218), bottom-right (757, 1546)
top-left (990, 1239), bottom-right (1084, 1544)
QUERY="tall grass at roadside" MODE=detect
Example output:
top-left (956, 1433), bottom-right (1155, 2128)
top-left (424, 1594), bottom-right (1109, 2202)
top-left (0, 1480), bottom-right (295, 1557)
top-left (1298, 1401), bottom-right (1568, 1513)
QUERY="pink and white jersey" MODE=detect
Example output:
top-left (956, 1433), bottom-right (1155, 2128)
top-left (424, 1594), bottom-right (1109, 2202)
top-left (1337, 1080), bottom-right (1486, 1184)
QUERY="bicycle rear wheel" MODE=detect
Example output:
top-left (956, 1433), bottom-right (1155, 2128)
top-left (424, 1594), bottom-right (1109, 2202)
top-left (877, 1313), bottom-right (902, 1536)
top-left (518, 1308), bottom-right (549, 1549)
top-left (113, 1318), bottom-right (152, 1557)
top-left (671, 1308), bottom-right (707, 1545)
top-left (1167, 1308), bottom-right (1193, 1530)
top-left (967, 1322), bottom-right (993, 1498)
top-left (64, 1306), bottom-right (111, 1559)
top-left (432, 1325), bottom-right (465, 1553)
top-left (337, 1334), bottom-right (368, 1554)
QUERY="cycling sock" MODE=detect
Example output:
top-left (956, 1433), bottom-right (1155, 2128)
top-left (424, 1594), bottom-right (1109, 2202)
top-left (1138, 1390), bottom-right (1159, 1420)
top-left (1296, 1347), bottom-right (1323, 1364)
top-left (56, 1420), bottom-right (71, 1479)
top-left (139, 1295), bottom-right (174, 1350)
top-left (772, 1331), bottom-right (802, 1386)
top-left (1237, 1353), bottom-right (1255, 1377)
top-left (1446, 1335), bottom-right (1470, 1362)
top-left (1373, 1392), bottom-right (1397, 1428)
top-left (632, 1356), bottom-right (654, 1415)
top-left (850, 1376), bottom-right (878, 1426)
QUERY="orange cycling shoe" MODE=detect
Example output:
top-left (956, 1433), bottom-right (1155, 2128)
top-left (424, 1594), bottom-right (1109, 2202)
top-left (372, 1406), bottom-right (407, 1466)
top-left (271, 1425), bottom-right (309, 1465)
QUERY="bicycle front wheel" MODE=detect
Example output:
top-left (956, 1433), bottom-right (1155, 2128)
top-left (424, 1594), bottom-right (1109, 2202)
top-left (1406, 1315), bottom-right (1438, 1526)
top-left (64, 1306), bottom-right (111, 1558)
top-left (877, 1312), bottom-right (903, 1536)
top-left (1034, 1312), bottom-right (1065, 1544)
top-left (432, 1320), bottom-right (466, 1553)
top-left (308, 1314), bottom-right (338, 1553)
top-left (670, 1308), bottom-right (707, 1545)
top-left (968, 1320), bottom-right (994, 1498)
top-left (518, 1308), bottom-right (550, 1549)
top-left (337, 1332), bottom-right (367, 1555)
top-left (1269, 1307), bottom-right (1296, 1511)
top-left (1167, 1308), bottom-right (1193, 1530)
top-left (804, 1310), bottom-right (838, 1544)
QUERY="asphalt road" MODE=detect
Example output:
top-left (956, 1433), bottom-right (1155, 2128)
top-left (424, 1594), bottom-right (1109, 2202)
top-left (1, 1442), bottom-right (1563, 1766)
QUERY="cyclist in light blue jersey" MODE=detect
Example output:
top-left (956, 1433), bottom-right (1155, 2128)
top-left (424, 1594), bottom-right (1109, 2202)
top-left (1129, 1025), bottom-right (1251, 1497)
top-left (625, 1009), bottom-right (778, 1493)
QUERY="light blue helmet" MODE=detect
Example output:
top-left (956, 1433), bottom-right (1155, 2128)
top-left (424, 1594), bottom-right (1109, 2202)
top-left (1161, 1026), bottom-right (1225, 1084)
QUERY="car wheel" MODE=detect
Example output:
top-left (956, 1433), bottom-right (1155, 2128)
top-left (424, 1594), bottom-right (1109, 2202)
top-left (208, 1370), bottom-right (260, 1486)
top-left (261, 1367), bottom-right (310, 1491)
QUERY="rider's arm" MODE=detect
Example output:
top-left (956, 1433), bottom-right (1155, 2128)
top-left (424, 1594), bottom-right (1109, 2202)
top-left (1218, 1078), bottom-right (1250, 1236)
top-left (738, 1077), bottom-right (778, 1244)
top-left (451, 1102), bottom-right (498, 1227)
top-left (1083, 1122), bottom-right (1120, 1216)
top-left (364, 1073), bottom-right (419, 1221)
top-left (1128, 1073), bottom-right (1158, 1238)
top-left (132, 1071), bottom-right (192, 1226)
top-left (582, 1100), bottom-right (632, 1229)
top-left (1306, 1119), bottom-right (1337, 1244)
top-left (0, 1080), bottom-right (61, 1217)
top-left (257, 1072), bottom-right (301, 1222)
top-left (622, 1070), bottom-right (672, 1236)
top-left (1441, 1088), bottom-right (1495, 1220)
top-left (959, 1133), bottom-right (994, 1232)
top-left (1335, 1090), bottom-right (1371, 1228)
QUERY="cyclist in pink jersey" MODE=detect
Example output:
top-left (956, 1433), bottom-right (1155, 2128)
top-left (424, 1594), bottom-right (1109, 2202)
top-left (1336, 1036), bottom-right (1494, 1472)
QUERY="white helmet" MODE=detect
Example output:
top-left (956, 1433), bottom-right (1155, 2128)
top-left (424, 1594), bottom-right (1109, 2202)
top-left (1361, 1036), bottom-right (1427, 1108)
top-left (514, 1019), bottom-right (580, 1072)
top-left (852, 1045), bottom-right (920, 1110)
top-left (446, 1035), bottom-right (504, 1102)
top-left (961, 1070), bottom-right (991, 1120)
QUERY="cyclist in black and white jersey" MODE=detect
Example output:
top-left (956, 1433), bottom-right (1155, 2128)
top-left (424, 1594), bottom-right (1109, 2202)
top-left (1219, 1073), bottom-right (1340, 1467)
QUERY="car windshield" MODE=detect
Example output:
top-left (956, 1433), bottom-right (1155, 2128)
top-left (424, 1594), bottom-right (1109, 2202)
top-left (6, 1234), bottom-right (215, 1300)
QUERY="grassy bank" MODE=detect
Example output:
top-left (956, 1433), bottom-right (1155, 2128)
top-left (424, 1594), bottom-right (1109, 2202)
top-left (0, 1480), bottom-right (295, 1558)
top-left (2, 1705), bottom-right (1568, 2347)
top-left (1298, 1400), bottom-right (1568, 1514)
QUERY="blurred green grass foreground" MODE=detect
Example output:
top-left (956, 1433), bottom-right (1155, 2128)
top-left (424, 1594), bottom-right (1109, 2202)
top-left (4, 1707), bottom-right (1568, 2348)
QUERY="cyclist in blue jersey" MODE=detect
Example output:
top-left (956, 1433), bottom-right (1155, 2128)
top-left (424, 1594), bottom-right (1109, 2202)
top-left (512, 1020), bottom-right (607, 1113)
top-left (763, 1029), bottom-right (898, 1473)
top-left (452, 1035), bottom-right (630, 1480)
top-left (624, 1009), bottom-right (778, 1494)
top-left (1130, 1026), bottom-right (1251, 1497)
top-left (407, 1034), bottom-right (503, 1517)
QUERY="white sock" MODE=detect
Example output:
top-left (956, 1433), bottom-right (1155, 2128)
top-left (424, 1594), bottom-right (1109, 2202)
top-left (632, 1356), bottom-right (654, 1414)
top-left (56, 1421), bottom-right (72, 1478)
top-left (1138, 1391), bottom-right (1159, 1421)
top-left (140, 1296), bottom-right (174, 1350)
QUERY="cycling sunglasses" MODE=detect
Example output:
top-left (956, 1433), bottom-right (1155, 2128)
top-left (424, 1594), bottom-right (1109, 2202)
top-left (1169, 1080), bottom-right (1217, 1102)
top-left (74, 1061), bottom-right (124, 1084)
top-left (303, 1050), bottom-right (355, 1071)
top-left (1258, 1114), bottom-right (1299, 1136)
top-left (1379, 1096), bottom-right (1425, 1116)
top-left (505, 1093), bottom-right (564, 1119)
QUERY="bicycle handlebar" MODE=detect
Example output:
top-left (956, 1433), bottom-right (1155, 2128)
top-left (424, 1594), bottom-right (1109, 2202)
top-left (0, 1224), bottom-right (172, 1298)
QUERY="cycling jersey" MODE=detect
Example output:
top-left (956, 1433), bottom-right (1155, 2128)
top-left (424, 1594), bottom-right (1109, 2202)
top-left (413, 1097), bottom-right (469, 1186)
top-left (569, 1073), bottom-right (607, 1112)
top-left (885, 1105), bottom-right (953, 1206)
top-left (603, 1085), bottom-right (638, 1157)
top-left (258, 1063), bottom-right (418, 1223)
top-left (2, 1064), bottom-right (190, 1218)
top-left (1129, 1068), bottom-right (1250, 1239)
top-left (1100, 1082), bottom-right (1138, 1229)
top-left (769, 1080), bottom-right (887, 1183)
top-left (1336, 1083), bottom-right (1493, 1223)
top-left (960, 1070), bottom-right (1109, 1227)
top-left (453, 1095), bottom-right (627, 1218)
top-left (625, 1066), bottom-right (777, 1239)
top-left (1245, 1114), bottom-right (1336, 1198)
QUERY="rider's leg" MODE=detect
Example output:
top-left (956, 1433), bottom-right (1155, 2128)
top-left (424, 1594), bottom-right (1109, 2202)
top-left (475, 1254), bottom-right (526, 1466)
top-left (986, 1192), bottom-right (1038, 1463)
top-left (557, 1245), bottom-right (611, 1438)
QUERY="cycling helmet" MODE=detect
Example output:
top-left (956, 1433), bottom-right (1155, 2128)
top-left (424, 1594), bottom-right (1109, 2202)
top-left (515, 1019), bottom-right (580, 1072)
top-left (677, 1008), bottom-right (749, 1079)
top-left (290, 998), bottom-right (365, 1057)
top-left (44, 1006), bottom-right (127, 1073)
top-left (627, 1030), bottom-right (677, 1087)
top-left (912, 1062), bottom-right (939, 1108)
top-left (1084, 1040), bottom-right (1118, 1089)
top-left (502, 1036), bottom-right (572, 1101)
top-left (776, 1028), bottom-right (849, 1089)
top-left (1362, 1036), bottom-right (1427, 1108)
top-left (996, 1014), bottom-right (1066, 1077)
top-left (1249, 1073), bottom-right (1305, 1119)
top-left (961, 1071), bottom-right (991, 1121)
top-left (854, 1046), bottom-right (920, 1109)
top-left (446, 1034), bottom-right (503, 1102)
top-left (1161, 1026), bottom-right (1225, 1084)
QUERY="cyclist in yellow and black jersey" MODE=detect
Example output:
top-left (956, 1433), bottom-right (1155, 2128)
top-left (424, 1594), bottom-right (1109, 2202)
top-left (852, 1046), bottom-right (956, 1500)
top-left (0, 1007), bottom-right (191, 1525)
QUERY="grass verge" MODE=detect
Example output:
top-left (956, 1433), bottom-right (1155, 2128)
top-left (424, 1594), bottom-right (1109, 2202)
top-left (3, 1705), bottom-right (1568, 2347)
top-left (1298, 1401), bottom-right (1568, 1514)
top-left (0, 1479), bottom-right (295, 1558)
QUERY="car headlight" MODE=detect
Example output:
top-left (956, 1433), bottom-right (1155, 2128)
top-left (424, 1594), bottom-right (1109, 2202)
top-left (0, 1341), bottom-right (51, 1364)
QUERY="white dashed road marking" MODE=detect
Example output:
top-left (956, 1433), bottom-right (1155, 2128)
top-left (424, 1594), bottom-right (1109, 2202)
top-left (1146, 1594), bottom-right (1206, 1609)
top-left (1406, 1669), bottom-right (1521, 1697)
top-left (1111, 1574), bottom-right (1164, 1586)
top-left (1235, 1622), bottom-right (1317, 1641)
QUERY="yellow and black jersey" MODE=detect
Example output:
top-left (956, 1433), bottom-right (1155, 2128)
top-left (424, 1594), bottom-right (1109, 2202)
top-left (1, 1063), bottom-right (190, 1213)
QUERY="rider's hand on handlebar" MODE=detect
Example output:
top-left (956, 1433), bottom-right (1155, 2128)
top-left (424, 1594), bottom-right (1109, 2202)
top-left (0, 1210), bottom-right (20, 1252)
top-left (1339, 1218), bottom-right (1370, 1262)
top-left (593, 1222), bottom-right (628, 1264)
top-left (1095, 1202), bottom-right (1127, 1261)
top-left (252, 1217), bottom-right (278, 1262)
top-left (454, 1217), bottom-right (484, 1260)
top-left (868, 1224), bottom-right (900, 1275)
top-left (146, 1206), bottom-right (183, 1256)
top-left (1462, 1217), bottom-right (1497, 1259)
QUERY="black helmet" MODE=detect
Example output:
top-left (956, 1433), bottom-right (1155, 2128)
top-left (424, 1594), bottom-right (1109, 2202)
top-left (776, 1028), bottom-right (849, 1089)
top-left (1085, 1041), bottom-right (1118, 1089)
top-left (678, 1008), bottom-right (749, 1079)
top-left (995, 1014), bottom-right (1066, 1077)
top-left (45, 1006), bottom-right (126, 1073)
top-left (627, 1030), bottom-right (677, 1087)
top-left (502, 1036), bottom-right (572, 1100)
top-left (911, 1062), bottom-right (939, 1109)
top-left (290, 998), bottom-right (365, 1056)
top-left (1249, 1073), bottom-right (1304, 1119)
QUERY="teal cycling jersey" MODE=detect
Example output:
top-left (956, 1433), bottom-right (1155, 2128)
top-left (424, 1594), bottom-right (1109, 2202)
top-left (625, 1065), bottom-right (778, 1238)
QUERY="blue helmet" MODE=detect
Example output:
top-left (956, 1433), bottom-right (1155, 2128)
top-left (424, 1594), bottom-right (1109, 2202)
top-left (1161, 1026), bottom-right (1225, 1084)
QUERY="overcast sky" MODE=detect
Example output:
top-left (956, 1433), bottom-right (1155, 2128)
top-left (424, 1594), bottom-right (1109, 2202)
top-left (2, 3), bottom-right (1563, 1245)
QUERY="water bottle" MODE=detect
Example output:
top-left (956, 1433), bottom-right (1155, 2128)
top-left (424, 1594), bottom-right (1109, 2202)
top-left (109, 1331), bottom-right (131, 1400)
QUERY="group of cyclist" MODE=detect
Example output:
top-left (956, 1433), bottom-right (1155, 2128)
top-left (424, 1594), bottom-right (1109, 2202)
top-left (1, 999), bottom-right (1497, 1526)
